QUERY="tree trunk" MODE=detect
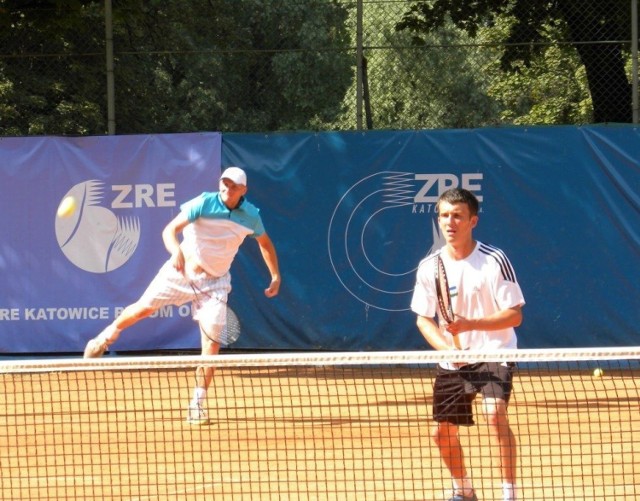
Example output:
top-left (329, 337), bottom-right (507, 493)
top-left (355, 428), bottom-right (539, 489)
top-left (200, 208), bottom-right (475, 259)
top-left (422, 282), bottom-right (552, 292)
top-left (560, 1), bottom-right (632, 123)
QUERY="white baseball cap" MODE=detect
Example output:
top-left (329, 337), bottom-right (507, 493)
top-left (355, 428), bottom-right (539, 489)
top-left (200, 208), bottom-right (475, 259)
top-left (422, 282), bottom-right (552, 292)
top-left (220, 166), bottom-right (247, 186)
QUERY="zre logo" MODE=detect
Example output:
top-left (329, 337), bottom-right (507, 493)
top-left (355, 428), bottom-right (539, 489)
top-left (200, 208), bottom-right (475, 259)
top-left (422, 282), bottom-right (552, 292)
top-left (54, 180), bottom-right (176, 273)
top-left (327, 171), bottom-right (483, 312)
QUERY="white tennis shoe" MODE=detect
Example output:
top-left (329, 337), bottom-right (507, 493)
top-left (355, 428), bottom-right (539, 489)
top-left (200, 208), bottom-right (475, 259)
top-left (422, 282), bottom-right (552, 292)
top-left (83, 337), bottom-right (109, 358)
top-left (186, 403), bottom-right (209, 426)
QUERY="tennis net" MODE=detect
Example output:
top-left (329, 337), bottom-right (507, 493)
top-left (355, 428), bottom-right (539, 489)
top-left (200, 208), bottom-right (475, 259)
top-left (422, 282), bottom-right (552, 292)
top-left (1, 348), bottom-right (639, 500)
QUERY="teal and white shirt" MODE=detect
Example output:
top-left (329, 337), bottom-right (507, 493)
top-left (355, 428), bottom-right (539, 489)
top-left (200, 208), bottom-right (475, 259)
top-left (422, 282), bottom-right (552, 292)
top-left (180, 192), bottom-right (265, 277)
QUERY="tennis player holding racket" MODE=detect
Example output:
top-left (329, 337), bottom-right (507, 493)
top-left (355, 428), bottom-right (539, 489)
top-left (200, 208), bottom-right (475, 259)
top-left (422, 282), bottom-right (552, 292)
top-left (410, 188), bottom-right (524, 501)
top-left (83, 167), bottom-right (281, 425)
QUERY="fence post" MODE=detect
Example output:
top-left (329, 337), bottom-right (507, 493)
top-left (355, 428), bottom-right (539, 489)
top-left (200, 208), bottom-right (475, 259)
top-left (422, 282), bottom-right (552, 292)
top-left (356, 0), bottom-right (363, 130)
top-left (105, 0), bottom-right (116, 135)
top-left (633, 0), bottom-right (638, 124)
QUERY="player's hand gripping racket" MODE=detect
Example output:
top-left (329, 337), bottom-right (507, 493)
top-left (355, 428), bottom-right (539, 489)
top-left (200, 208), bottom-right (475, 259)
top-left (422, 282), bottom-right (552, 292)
top-left (189, 281), bottom-right (241, 347)
top-left (434, 255), bottom-right (462, 349)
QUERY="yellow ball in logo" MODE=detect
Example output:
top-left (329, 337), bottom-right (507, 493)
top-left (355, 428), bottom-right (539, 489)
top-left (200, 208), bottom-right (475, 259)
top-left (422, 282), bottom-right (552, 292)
top-left (57, 196), bottom-right (77, 218)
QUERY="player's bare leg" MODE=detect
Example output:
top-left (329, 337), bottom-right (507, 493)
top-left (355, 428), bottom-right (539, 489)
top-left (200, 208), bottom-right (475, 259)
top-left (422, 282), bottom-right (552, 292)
top-left (194, 331), bottom-right (221, 390)
top-left (433, 422), bottom-right (477, 500)
top-left (187, 323), bottom-right (221, 425)
top-left (484, 398), bottom-right (517, 500)
top-left (83, 302), bottom-right (156, 358)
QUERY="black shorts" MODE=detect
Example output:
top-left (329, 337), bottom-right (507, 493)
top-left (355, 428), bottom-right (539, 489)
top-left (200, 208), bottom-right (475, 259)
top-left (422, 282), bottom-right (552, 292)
top-left (432, 362), bottom-right (515, 426)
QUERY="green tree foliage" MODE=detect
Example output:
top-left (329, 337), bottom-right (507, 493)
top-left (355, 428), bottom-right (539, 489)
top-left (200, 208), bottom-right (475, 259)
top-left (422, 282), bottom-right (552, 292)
top-left (0, 0), bottom-right (353, 135)
top-left (111, 0), bottom-right (353, 133)
top-left (0, 0), bottom-right (106, 135)
top-left (0, 0), bottom-right (631, 134)
top-left (397, 0), bottom-right (632, 123)
top-left (480, 15), bottom-right (593, 125)
top-left (330, 1), bottom-right (502, 130)
top-left (364, 28), bottom-right (501, 129)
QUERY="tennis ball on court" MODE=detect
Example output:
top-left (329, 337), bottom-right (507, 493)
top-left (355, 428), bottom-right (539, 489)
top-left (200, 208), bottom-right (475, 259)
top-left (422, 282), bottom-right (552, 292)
top-left (593, 367), bottom-right (604, 378)
top-left (57, 196), bottom-right (77, 218)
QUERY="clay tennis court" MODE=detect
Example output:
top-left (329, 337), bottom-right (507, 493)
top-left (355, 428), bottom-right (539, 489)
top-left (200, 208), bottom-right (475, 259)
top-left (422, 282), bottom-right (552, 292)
top-left (1, 360), bottom-right (639, 500)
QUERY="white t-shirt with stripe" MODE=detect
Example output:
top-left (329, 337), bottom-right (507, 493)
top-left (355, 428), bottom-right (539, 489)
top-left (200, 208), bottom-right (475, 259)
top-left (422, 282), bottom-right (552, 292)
top-left (411, 241), bottom-right (525, 350)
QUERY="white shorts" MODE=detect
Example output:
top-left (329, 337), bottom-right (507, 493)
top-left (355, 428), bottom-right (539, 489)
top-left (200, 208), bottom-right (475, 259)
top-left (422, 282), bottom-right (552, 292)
top-left (138, 261), bottom-right (231, 332)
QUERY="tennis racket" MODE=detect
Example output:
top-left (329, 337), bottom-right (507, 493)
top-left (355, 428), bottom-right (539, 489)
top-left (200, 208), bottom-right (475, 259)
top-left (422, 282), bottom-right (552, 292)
top-left (434, 254), bottom-right (461, 349)
top-left (189, 281), bottom-right (241, 347)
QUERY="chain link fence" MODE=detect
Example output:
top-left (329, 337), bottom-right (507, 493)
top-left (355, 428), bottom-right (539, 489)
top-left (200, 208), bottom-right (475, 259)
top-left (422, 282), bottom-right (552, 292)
top-left (0, 0), bottom-right (638, 136)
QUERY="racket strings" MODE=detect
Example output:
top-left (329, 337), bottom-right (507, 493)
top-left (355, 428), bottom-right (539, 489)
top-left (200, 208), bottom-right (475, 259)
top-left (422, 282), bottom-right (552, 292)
top-left (435, 258), bottom-right (454, 324)
top-left (189, 280), bottom-right (240, 347)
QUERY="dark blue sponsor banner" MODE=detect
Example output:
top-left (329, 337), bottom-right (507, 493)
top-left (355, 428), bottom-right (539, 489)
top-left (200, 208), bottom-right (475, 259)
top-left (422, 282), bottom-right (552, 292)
top-left (0, 133), bottom-right (221, 352)
top-left (1, 127), bottom-right (638, 353)
top-left (225, 127), bottom-right (639, 350)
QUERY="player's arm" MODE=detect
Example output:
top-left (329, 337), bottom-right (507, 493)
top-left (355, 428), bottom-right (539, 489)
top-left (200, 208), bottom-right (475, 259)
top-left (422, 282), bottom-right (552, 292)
top-left (161, 212), bottom-right (191, 274)
top-left (446, 305), bottom-right (523, 335)
top-left (416, 315), bottom-right (455, 351)
top-left (255, 232), bottom-right (281, 298)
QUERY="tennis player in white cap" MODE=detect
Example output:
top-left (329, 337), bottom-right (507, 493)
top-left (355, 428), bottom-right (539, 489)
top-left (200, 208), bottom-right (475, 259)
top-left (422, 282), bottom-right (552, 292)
top-left (83, 166), bottom-right (281, 425)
